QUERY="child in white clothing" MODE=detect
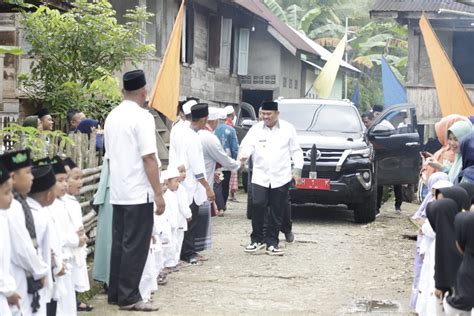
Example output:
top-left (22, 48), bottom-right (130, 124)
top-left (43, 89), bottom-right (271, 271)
top-left (162, 170), bottom-right (180, 272)
top-left (172, 166), bottom-right (192, 266)
top-left (63, 158), bottom-right (91, 311)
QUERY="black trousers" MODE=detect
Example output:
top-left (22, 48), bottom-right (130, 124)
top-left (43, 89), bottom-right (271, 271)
top-left (280, 202), bottom-right (292, 234)
top-left (377, 185), bottom-right (403, 209)
top-left (46, 299), bottom-right (57, 316)
top-left (222, 171), bottom-right (231, 207)
top-left (108, 203), bottom-right (154, 306)
top-left (251, 182), bottom-right (290, 247)
top-left (180, 201), bottom-right (200, 262)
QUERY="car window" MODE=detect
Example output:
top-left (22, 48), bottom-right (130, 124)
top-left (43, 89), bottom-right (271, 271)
top-left (279, 103), bottom-right (363, 133)
top-left (239, 107), bottom-right (252, 125)
top-left (374, 109), bottom-right (414, 134)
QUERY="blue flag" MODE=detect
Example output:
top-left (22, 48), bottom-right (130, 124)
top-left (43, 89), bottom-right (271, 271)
top-left (352, 80), bottom-right (359, 108)
top-left (381, 56), bottom-right (407, 108)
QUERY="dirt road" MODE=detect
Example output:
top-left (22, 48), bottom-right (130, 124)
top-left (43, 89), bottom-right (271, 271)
top-left (87, 191), bottom-right (417, 315)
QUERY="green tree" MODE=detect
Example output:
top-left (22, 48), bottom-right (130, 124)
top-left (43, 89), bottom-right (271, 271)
top-left (19, 0), bottom-right (154, 121)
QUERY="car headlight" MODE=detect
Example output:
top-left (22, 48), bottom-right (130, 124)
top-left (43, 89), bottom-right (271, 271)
top-left (350, 148), bottom-right (371, 158)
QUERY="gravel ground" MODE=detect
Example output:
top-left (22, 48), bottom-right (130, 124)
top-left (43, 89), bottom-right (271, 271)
top-left (86, 191), bottom-right (418, 315)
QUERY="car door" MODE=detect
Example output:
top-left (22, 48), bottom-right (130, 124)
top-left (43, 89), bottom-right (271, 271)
top-left (235, 102), bottom-right (257, 144)
top-left (368, 104), bottom-right (421, 185)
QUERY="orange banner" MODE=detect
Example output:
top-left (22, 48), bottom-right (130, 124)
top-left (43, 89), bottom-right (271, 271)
top-left (149, 0), bottom-right (185, 121)
top-left (419, 14), bottom-right (474, 117)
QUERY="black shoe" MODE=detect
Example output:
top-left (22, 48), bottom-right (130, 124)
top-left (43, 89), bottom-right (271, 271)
top-left (284, 232), bottom-right (295, 243)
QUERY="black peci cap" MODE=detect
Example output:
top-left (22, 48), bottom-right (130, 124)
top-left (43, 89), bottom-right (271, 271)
top-left (0, 149), bottom-right (32, 172)
top-left (123, 70), bottom-right (146, 91)
top-left (50, 155), bottom-right (67, 175)
top-left (34, 157), bottom-right (51, 167)
top-left (191, 103), bottom-right (209, 120)
top-left (261, 101), bottom-right (278, 111)
top-left (30, 165), bottom-right (56, 194)
top-left (0, 162), bottom-right (10, 185)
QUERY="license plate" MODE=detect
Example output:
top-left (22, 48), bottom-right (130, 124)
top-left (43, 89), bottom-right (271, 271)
top-left (295, 178), bottom-right (331, 191)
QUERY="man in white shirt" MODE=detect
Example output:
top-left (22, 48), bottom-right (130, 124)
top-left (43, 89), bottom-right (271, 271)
top-left (174, 103), bottom-right (215, 264)
top-left (239, 101), bottom-right (303, 256)
top-left (104, 70), bottom-right (164, 312)
top-left (168, 98), bottom-right (198, 166)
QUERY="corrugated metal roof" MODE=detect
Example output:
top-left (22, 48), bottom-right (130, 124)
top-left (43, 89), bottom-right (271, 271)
top-left (371, 0), bottom-right (474, 13)
top-left (231, 0), bottom-right (360, 73)
top-left (231, 0), bottom-right (316, 55)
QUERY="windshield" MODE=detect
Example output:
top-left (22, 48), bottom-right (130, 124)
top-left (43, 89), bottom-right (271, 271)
top-left (279, 103), bottom-right (363, 133)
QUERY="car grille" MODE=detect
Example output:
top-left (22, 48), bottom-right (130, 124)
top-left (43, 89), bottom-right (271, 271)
top-left (302, 148), bottom-right (345, 163)
top-left (301, 169), bottom-right (341, 181)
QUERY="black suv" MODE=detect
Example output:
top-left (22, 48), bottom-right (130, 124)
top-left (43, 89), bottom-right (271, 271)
top-left (238, 99), bottom-right (421, 223)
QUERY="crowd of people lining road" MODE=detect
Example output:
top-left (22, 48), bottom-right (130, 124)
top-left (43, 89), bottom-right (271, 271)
top-left (0, 69), bottom-right (473, 315)
top-left (362, 106), bottom-right (474, 315)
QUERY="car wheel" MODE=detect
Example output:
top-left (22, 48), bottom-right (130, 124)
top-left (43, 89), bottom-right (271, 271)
top-left (353, 179), bottom-right (377, 224)
top-left (246, 182), bottom-right (253, 220)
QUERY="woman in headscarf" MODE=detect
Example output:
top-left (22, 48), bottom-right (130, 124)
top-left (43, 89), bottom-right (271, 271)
top-left (458, 182), bottom-right (474, 211)
top-left (443, 212), bottom-right (474, 315)
top-left (427, 198), bottom-right (463, 308)
top-left (427, 120), bottom-right (473, 183)
top-left (421, 115), bottom-right (470, 184)
top-left (436, 186), bottom-right (471, 212)
top-left (415, 179), bottom-right (453, 314)
top-left (410, 172), bottom-right (449, 309)
top-left (458, 132), bottom-right (474, 184)
top-left (22, 115), bottom-right (42, 130)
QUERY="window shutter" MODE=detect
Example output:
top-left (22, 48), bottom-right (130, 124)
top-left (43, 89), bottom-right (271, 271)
top-left (238, 28), bottom-right (250, 75)
top-left (181, 9), bottom-right (187, 63)
top-left (220, 18), bottom-right (232, 69)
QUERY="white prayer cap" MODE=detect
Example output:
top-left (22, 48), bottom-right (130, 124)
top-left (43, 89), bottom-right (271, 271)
top-left (432, 180), bottom-right (452, 190)
top-left (183, 100), bottom-right (198, 115)
top-left (208, 107), bottom-right (221, 121)
top-left (218, 108), bottom-right (227, 120)
top-left (224, 105), bottom-right (235, 115)
top-left (164, 167), bottom-right (180, 180)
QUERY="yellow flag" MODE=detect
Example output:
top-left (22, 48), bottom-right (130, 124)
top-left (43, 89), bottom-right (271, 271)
top-left (313, 34), bottom-right (347, 99)
top-left (419, 14), bottom-right (474, 117)
top-left (149, 0), bottom-right (185, 121)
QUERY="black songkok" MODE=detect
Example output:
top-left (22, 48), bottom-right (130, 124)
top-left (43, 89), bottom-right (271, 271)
top-left (0, 149), bottom-right (32, 172)
top-left (123, 70), bottom-right (146, 91)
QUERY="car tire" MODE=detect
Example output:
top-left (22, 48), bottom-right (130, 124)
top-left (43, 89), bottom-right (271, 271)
top-left (246, 182), bottom-right (253, 220)
top-left (353, 179), bottom-right (377, 224)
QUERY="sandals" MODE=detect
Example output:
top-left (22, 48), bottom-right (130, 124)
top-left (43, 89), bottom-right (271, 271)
top-left (77, 302), bottom-right (94, 312)
top-left (119, 300), bottom-right (159, 312)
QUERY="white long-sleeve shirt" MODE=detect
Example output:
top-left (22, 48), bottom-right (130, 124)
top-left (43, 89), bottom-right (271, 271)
top-left (0, 210), bottom-right (16, 316)
top-left (8, 199), bottom-right (49, 316)
top-left (171, 125), bottom-right (207, 205)
top-left (176, 185), bottom-right (192, 231)
top-left (198, 129), bottom-right (240, 187)
top-left (240, 119), bottom-right (304, 189)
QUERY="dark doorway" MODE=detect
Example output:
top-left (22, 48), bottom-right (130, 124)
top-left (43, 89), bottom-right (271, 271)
top-left (242, 90), bottom-right (274, 112)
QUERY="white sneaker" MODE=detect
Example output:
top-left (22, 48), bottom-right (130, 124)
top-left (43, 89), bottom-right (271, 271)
top-left (265, 245), bottom-right (284, 256)
top-left (244, 242), bottom-right (265, 253)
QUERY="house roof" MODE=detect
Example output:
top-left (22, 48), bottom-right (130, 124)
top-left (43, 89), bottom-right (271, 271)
top-left (371, 0), bottom-right (474, 14)
top-left (231, 0), bottom-right (316, 55)
top-left (231, 0), bottom-right (360, 74)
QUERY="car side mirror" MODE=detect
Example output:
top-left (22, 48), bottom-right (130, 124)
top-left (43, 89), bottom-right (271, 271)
top-left (370, 128), bottom-right (393, 137)
top-left (242, 119), bottom-right (257, 128)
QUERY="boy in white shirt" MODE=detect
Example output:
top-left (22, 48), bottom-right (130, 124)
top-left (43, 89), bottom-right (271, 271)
top-left (154, 174), bottom-right (169, 286)
top-left (63, 158), bottom-right (91, 312)
top-left (168, 166), bottom-right (192, 267)
top-left (0, 162), bottom-right (20, 316)
top-left (39, 156), bottom-right (77, 315)
top-left (162, 170), bottom-right (180, 273)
